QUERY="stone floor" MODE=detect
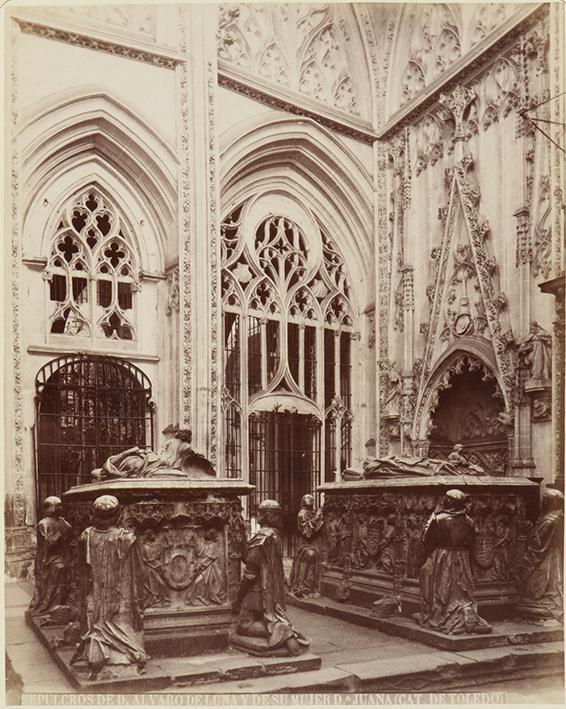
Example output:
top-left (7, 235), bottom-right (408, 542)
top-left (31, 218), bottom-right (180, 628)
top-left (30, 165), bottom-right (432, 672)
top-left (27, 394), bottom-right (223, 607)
top-left (5, 581), bottom-right (565, 704)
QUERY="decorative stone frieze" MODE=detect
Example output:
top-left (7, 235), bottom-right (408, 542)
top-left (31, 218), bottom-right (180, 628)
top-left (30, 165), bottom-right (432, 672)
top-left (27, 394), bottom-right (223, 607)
top-left (318, 475), bottom-right (539, 613)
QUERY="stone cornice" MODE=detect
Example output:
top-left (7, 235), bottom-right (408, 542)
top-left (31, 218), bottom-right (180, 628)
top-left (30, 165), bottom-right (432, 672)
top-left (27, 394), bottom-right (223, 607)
top-left (11, 12), bottom-right (183, 69)
top-left (27, 344), bottom-right (160, 364)
top-left (218, 61), bottom-right (377, 144)
top-left (379, 3), bottom-right (547, 139)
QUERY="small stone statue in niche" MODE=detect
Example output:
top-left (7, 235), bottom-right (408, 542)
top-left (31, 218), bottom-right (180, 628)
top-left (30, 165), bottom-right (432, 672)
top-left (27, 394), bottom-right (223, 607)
top-left (289, 494), bottom-right (325, 598)
top-left (71, 495), bottom-right (148, 678)
top-left (413, 489), bottom-right (492, 635)
top-left (518, 321), bottom-right (552, 384)
top-left (230, 499), bottom-right (309, 656)
top-left (29, 496), bottom-right (72, 617)
top-left (384, 362), bottom-right (401, 418)
top-left (516, 488), bottom-right (563, 621)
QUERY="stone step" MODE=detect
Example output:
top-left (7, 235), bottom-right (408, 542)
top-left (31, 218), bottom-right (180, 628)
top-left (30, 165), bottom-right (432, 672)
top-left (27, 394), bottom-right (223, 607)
top-left (334, 642), bottom-right (565, 693)
top-left (26, 612), bottom-right (322, 692)
top-left (288, 594), bottom-right (564, 651)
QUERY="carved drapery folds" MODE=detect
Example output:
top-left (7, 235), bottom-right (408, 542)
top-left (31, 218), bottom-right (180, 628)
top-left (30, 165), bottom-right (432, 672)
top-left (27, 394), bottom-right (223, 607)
top-left (517, 322), bottom-right (552, 423)
top-left (217, 4), bottom-right (365, 118)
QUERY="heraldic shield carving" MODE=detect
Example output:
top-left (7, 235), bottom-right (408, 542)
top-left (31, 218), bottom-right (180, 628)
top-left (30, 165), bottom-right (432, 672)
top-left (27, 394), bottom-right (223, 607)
top-left (140, 525), bottom-right (228, 608)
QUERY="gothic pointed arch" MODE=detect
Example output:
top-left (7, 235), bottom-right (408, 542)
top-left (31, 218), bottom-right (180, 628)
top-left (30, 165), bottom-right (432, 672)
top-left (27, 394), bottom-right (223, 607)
top-left (414, 153), bottom-right (517, 429)
top-left (414, 343), bottom-right (507, 446)
top-left (220, 115), bottom-right (373, 311)
top-left (220, 194), bottom-right (356, 531)
top-left (19, 88), bottom-right (177, 270)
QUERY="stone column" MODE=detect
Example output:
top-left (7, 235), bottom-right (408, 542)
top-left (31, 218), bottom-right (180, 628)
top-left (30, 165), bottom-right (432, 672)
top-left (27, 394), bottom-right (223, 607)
top-left (178, 5), bottom-right (221, 465)
top-left (539, 274), bottom-right (565, 490)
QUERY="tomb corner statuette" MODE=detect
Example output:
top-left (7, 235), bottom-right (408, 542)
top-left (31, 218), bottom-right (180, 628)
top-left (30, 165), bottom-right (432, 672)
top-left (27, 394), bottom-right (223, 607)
top-left (28, 496), bottom-right (72, 618)
top-left (289, 494), bottom-right (325, 598)
top-left (230, 499), bottom-right (310, 656)
top-left (516, 488), bottom-right (564, 621)
top-left (71, 495), bottom-right (148, 678)
top-left (518, 321), bottom-right (552, 386)
top-left (413, 489), bottom-right (492, 635)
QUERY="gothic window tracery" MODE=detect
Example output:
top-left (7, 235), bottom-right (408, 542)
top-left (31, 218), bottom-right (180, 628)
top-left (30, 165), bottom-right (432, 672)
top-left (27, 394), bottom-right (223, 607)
top-left (44, 187), bottom-right (139, 341)
top-left (221, 201), bottom-right (355, 479)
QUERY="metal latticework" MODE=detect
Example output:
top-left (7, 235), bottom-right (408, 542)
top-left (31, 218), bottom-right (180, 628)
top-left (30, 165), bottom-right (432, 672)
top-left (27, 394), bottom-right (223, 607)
top-left (249, 411), bottom-right (321, 557)
top-left (35, 354), bottom-right (154, 503)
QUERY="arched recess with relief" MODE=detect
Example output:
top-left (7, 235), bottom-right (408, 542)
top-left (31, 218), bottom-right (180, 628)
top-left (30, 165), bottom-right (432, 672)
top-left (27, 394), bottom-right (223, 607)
top-left (219, 116), bottom-right (373, 542)
top-left (413, 341), bottom-right (511, 474)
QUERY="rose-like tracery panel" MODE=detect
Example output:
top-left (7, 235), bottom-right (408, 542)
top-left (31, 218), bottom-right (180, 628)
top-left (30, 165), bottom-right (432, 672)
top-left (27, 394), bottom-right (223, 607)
top-left (44, 187), bottom-right (139, 341)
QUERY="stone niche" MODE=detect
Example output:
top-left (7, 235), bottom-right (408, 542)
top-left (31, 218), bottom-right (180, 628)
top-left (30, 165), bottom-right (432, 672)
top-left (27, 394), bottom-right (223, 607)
top-left (318, 475), bottom-right (540, 617)
top-left (63, 478), bottom-right (252, 656)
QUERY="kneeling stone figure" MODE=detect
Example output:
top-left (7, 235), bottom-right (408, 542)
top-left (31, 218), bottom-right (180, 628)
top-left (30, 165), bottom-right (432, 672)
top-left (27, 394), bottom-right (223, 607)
top-left (230, 499), bottom-right (309, 656)
top-left (413, 489), bottom-right (492, 635)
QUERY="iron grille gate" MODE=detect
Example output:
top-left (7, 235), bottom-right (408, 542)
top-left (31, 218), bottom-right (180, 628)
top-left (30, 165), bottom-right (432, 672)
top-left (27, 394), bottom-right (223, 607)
top-left (248, 411), bottom-right (321, 557)
top-left (35, 354), bottom-right (154, 504)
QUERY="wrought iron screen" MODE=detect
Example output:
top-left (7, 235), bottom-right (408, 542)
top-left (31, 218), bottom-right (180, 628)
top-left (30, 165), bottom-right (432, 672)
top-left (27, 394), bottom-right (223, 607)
top-left (35, 354), bottom-right (154, 503)
top-left (249, 410), bottom-right (321, 557)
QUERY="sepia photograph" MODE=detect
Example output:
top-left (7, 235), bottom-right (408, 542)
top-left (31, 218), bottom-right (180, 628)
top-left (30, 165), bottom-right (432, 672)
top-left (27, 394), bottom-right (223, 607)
top-left (2, 0), bottom-right (564, 706)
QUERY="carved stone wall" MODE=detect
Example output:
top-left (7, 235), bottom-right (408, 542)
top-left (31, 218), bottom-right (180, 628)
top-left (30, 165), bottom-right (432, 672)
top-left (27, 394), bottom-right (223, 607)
top-left (4, 3), bottom-right (563, 580)
top-left (217, 3), bottom-right (372, 121)
top-left (319, 477), bottom-right (540, 610)
top-left (63, 480), bottom-right (251, 654)
top-left (378, 5), bottom-right (559, 481)
top-left (385, 3), bottom-right (535, 119)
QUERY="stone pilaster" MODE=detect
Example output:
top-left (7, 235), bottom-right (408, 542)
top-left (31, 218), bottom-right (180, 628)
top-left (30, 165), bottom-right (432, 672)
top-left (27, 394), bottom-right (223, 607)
top-left (178, 5), bottom-right (221, 464)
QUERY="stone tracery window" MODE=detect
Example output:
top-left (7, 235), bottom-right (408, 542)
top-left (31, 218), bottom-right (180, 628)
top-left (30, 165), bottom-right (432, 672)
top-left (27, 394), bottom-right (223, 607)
top-left (44, 188), bottom-right (138, 341)
top-left (221, 201), bottom-right (355, 480)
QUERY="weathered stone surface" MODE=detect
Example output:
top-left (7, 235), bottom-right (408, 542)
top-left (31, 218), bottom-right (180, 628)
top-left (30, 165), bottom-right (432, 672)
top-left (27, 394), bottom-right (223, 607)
top-left (231, 499), bottom-right (310, 657)
top-left (288, 594), bottom-right (564, 652)
top-left (62, 477), bottom-right (252, 656)
top-left (318, 475), bottom-right (539, 614)
top-left (25, 611), bottom-right (321, 691)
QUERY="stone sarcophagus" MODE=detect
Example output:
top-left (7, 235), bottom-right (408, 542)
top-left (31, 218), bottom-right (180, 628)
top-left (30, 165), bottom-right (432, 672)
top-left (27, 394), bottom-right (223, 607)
top-left (318, 475), bottom-right (540, 617)
top-left (63, 478), bottom-right (252, 656)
